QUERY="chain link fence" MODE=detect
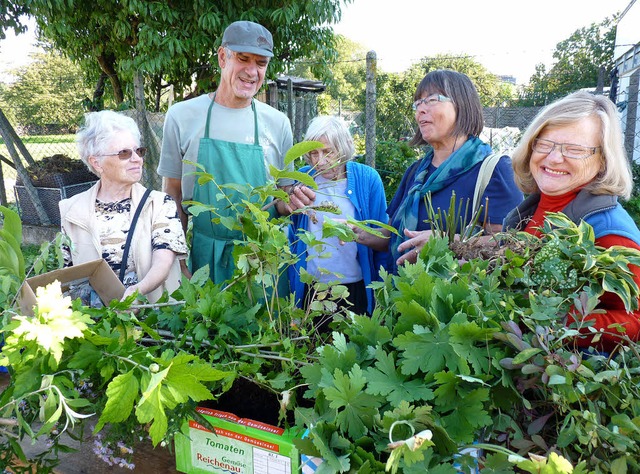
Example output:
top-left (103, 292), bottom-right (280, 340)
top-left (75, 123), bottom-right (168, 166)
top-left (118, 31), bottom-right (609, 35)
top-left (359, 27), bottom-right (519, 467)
top-left (2, 91), bottom-right (639, 224)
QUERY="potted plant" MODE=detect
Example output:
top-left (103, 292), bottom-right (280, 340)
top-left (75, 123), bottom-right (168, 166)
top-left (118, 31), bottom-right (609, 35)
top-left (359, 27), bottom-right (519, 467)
top-left (2, 154), bottom-right (640, 473)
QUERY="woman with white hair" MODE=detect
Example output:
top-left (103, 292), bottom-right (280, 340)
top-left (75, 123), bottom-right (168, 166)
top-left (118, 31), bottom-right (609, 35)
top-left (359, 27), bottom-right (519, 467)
top-left (504, 90), bottom-right (640, 351)
top-left (59, 110), bottom-right (187, 302)
top-left (288, 115), bottom-right (388, 318)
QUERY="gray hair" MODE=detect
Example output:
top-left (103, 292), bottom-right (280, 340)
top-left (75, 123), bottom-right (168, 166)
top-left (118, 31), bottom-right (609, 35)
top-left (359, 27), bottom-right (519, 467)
top-left (512, 91), bottom-right (632, 199)
top-left (76, 110), bottom-right (141, 174)
top-left (303, 115), bottom-right (355, 164)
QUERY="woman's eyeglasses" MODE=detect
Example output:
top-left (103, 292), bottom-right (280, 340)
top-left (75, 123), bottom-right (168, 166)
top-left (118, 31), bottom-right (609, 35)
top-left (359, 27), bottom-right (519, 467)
top-left (97, 147), bottom-right (148, 160)
top-left (532, 138), bottom-right (600, 160)
top-left (412, 94), bottom-right (452, 111)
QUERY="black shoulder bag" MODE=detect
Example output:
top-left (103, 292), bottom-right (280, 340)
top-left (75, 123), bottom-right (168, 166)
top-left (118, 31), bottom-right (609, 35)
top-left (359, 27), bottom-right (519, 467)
top-left (119, 188), bottom-right (152, 282)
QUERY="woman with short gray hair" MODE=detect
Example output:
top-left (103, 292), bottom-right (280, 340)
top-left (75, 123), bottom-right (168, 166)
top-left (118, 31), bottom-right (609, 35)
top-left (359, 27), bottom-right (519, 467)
top-left (60, 110), bottom-right (187, 303)
top-left (288, 115), bottom-right (388, 318)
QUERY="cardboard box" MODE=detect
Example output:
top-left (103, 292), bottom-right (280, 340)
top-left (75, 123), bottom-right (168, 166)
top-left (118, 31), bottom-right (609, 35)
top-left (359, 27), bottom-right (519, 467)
top-left (19, 259), bottom-right (125, 316)
top-left (175, 407), bottom-right (306, 474)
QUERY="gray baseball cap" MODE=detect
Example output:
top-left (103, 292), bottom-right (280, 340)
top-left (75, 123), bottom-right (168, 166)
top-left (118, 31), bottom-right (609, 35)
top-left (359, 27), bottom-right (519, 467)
top-left (221, 21), bottom-right (274, 58)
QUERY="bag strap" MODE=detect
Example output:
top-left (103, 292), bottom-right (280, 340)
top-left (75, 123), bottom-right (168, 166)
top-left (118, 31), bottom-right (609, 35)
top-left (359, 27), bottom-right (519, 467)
top-left (119, 188), bottom-right (152, 282)
top-left (472, 153), bottom-right (502, 215)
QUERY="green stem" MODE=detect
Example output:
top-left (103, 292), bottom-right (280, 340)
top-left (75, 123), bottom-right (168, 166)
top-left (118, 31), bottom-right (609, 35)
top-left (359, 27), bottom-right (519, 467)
top-left (108, 354), bottom-right (150, 372)
top-left (235, 350), bottom-right (311, 366)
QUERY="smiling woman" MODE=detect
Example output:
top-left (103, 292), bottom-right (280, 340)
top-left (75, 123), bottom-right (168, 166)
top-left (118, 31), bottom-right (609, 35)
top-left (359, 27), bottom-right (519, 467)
top-left (504, 90), bottom-right (640, 352)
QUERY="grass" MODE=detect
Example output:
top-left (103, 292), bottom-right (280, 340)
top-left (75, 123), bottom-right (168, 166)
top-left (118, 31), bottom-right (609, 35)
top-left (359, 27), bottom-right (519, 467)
top-left (21, 244), bottom-right (43, 271)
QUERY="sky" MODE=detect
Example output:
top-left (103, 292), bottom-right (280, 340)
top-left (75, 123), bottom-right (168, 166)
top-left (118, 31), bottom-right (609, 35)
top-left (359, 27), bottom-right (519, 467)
top-left (333, 0), bottom-right (632, 84)
top-left (0, 1), bottom-right (633, 84)
top-left (0, 17), bottom-right (40, 82)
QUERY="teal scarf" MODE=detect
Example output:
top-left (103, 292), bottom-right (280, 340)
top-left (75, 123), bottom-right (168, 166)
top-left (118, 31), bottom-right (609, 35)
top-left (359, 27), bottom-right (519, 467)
top-left (390, 136), bottom-right (492, 263)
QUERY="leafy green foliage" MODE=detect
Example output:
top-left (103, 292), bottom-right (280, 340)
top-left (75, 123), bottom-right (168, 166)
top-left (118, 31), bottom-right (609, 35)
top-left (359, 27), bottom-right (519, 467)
top-left (518, 16), bottom-right (617, 105)
top-left (3, 166), bottom-right (640, 474)
top-left (0, 141), bottom-right (369, 469)
top-left (622, 161), bottom-right (640, 225)
top-left (299, 214), bottom-right (640, 473)
top-left (0, 0), bottom-right (28, 40)
top-left (1, 51), bottom-right (92, 131)
top-left (17, 0), bottom-right (353, 105)
top-left (369, 140), bottom-right (420, 202)
top-left (0, 206), bottom-right (25, 309)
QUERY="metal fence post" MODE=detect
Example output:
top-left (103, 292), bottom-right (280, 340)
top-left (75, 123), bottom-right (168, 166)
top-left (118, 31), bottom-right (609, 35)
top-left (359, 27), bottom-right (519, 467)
top-left (365, 51), bottom-right (377, 169)
top-left (625, 69), bottom-right (639, 161)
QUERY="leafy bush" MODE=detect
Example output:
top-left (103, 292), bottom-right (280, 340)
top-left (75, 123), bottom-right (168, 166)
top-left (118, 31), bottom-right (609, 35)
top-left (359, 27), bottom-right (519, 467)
top-left (621, 161), bottom-right (640, 226)
top-left (368, 140), bottom-right (421, 202)
top-left (2, 165), bottom-right (640, 473)
top-left (297, 215), bottom-right (640, 473)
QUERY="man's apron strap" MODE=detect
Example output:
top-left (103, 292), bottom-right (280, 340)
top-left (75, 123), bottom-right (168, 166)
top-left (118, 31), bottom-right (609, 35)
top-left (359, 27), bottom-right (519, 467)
top-left (206, 94), bottom-right (259, 146)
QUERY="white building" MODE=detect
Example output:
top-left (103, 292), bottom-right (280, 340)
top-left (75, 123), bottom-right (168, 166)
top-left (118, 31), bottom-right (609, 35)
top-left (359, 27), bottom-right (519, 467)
top-left (613, 0), bottom-right (640, 161)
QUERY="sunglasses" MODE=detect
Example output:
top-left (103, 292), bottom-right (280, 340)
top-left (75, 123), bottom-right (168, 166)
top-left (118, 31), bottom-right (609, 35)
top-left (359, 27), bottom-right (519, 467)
top-left (97, 147), bottom-right (148, 160)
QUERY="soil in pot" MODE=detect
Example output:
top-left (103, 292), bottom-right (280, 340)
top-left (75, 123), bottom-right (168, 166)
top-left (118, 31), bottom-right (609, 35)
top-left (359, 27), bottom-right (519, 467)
top-left (203, 377), bottom-right (310, 427)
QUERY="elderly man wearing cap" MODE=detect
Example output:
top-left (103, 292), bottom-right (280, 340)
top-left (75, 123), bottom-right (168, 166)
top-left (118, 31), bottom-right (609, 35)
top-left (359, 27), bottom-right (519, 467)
top-left (158, 20), bottom-right (315, 284)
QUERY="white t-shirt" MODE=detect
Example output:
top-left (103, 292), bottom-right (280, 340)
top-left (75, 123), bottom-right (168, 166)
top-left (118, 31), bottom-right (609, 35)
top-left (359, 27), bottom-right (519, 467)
top-left (306, 175), bottom-right (363, 284)
top-left (157, 93), bottom-right (293, 203)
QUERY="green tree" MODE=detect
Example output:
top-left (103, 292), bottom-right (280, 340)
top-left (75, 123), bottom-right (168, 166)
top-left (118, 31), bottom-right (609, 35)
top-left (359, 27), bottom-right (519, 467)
top-left (1, 50), bottom-right (92, 132)
top-left (15, 0), bottom-right (352, 108)
top-left (375, 69), bottom-right (422, 141)
top-left (288, 34), bottom-right (368, 115)
top-left (323, 35), bottom-right (369, 113)
top-left (375, 54), bottom-right (508, 142)
top-left (519, 16), bottom-right (617, 105)
top-left (0, 1), bottom-right (28, 40)
top-left (411, 55), bottom-right (508, 106)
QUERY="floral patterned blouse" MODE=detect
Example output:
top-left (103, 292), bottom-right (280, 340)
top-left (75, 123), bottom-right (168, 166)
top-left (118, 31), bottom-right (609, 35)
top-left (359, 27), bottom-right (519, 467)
top-left (63, 194), bottom-right (187, 288)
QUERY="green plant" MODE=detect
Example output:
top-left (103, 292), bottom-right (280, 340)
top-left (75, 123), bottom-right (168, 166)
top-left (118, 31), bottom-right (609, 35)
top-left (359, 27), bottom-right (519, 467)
top-left (296, 214), bottom-right (640, 473)
top-left (0, 140), bottom-right (371, 470)
top-left (4, 153), bottom-right (640, 474)
top-left (369, 140), bottom-right (421, 202)
top-left (0, 206), bottom-right (25, 310)
top-left (621, 161), bottom-right (640, 226)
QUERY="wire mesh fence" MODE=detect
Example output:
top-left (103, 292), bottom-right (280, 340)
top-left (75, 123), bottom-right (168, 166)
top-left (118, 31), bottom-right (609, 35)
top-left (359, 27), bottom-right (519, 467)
top-left (1, 94), bottom-right (639, 221)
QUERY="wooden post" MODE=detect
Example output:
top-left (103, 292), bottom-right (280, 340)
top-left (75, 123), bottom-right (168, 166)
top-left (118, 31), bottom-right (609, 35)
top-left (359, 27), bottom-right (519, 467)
top-left (287, 78), bottom-right (294, 128)
top-left (596, 66), bottom-right (605, 94)
top-left (133, 71), bottom-right (146, 112)
top-left (365, 51), bottom-right (377, 168)
top-left (133, 72), bottom-right (161, 190)
top-left (267, 81), bottom-right (278, 108)
top-left (0, 108), bottom-right (50, 225)
top-left (0, 154), bottom-right (7, 206)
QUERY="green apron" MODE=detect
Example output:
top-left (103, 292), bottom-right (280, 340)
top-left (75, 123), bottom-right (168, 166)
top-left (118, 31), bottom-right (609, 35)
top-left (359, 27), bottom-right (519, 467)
top-left (191, 96), bottom-right (267, 284)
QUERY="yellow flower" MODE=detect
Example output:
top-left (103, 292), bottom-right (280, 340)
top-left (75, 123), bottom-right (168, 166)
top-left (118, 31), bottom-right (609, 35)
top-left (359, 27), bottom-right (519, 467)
top-left (11, 281), bottom-right (93, 363)
top-left (35, 280), bottom-right (73, 322)
top-left (548, 452), bottom-right (574, 473)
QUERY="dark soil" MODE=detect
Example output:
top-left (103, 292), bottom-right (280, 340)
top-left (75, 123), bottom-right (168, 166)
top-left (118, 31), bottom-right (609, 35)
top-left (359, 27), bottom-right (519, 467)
top-left (201, 377), bottom-right (309, 427)
top-left (25, 154), bottom-right (88, 181)
top-left (449, 234), bottom-right (531, 262)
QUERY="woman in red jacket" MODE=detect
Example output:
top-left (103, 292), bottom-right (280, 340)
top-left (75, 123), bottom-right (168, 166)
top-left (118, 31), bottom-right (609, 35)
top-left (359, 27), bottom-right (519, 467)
top-left (504, 91), bottom-right (640, 352)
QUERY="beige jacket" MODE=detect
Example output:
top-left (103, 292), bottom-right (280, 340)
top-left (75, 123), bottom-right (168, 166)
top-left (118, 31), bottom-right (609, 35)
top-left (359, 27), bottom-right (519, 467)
top-left (59, 181), bottom-right (183, 303)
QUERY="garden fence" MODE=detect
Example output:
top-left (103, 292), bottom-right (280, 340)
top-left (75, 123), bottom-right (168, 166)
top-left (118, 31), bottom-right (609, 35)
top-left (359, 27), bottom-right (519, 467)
top-left (1, 94), bottom-right (639, 218)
